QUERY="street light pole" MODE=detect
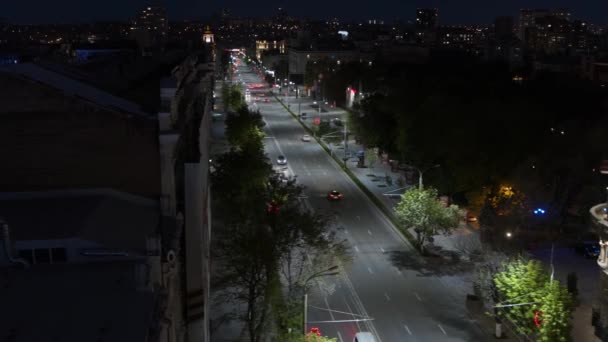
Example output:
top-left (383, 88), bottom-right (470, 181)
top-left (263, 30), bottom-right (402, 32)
top-left (343, 123), bottom-right (348, 167)
top-left (303, 266), bottom-right (340, 335)
top-left (417, 164), bottom-right (441, 189)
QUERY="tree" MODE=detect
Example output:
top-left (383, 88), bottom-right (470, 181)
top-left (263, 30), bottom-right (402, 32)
top-left (394, 187), bottom-right (462, 253)
top-left (473, 248), bottom-right (512, 337)
top-left (210, 145), bottom-right (273, 216)
top-left (213, 157), bottom-right (348, 342)
top-left (494, 258), bottom-right (548, 336)
top-left (365, 148), bottom-right (378, 169)
top-left (222, 83), bottom-right (244, 112)
top-left (538, 281), bottom-right (573, 342)
top-left (282, 334), bottom-right (337, 342)
top-left (225, 106), bottom-right (266, 149)
top-left (493, 258), bottom-right (573, 340)
top-left (216, 215), bottom-right (276, 342)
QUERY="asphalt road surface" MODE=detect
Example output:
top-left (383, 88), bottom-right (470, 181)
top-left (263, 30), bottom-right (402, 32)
top-left (233, 62), bottom-right (489, 342)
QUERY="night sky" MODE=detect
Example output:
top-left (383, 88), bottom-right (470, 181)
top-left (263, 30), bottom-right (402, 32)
top-left (4, 0), bottom-right (608, 25)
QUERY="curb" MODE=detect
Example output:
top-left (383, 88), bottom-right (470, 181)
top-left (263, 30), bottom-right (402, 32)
top-left (273, 93), bottom-right (418, 250)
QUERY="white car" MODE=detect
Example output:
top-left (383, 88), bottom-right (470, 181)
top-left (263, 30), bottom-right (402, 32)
top-left (277, 155), bottom-right (287, 165)
top-left (354, 332), bottom-right (376, 342)
top-left (302, 134), bottom-right (311, 142)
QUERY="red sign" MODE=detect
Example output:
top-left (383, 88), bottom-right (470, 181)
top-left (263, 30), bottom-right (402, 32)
top-left (314, 117), bottom-right (320, 125)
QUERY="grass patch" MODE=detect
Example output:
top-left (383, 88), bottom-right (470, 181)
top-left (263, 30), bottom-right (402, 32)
top-left (274, 94), bottom-right (418, 250)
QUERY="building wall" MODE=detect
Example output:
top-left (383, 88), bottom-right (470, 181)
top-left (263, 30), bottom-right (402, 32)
top-left (0, 73), bottom-right (160, 198)
top-left (168, 52), bottom-right (214, 342)
top-left (288, 49), bottom-right (364, 76)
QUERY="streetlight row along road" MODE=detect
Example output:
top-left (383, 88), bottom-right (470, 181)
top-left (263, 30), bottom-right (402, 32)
top-left (234, 60), bottom-right (488, 342)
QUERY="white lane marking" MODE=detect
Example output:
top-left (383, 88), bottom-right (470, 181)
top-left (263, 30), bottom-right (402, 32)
top-left (322, 297), bottom-right (344, 342)
top-left (384, 292), bottom-right (390, 301)
top-left (367, 267), bottom-right (373, 274)
top-left (380, 247), bottom-right (385, 253)
top-left (354, 245), bottom-right (359, 253)
top-left (344, 300), bottom-right (362, 332)
top-left (263, 86), bottom-right (383, 342)
top-left (414, 292), bottom-right (422, 301)
top-left (404, 325), bottom-right (412, 335)
top-left (438, 324), bottom-right (447, 335)
top-left (367, 230), bottom-right (373, 236)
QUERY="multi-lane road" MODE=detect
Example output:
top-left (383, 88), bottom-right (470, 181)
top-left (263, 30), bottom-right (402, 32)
top-left (234, 61), bottom-right (489, 342)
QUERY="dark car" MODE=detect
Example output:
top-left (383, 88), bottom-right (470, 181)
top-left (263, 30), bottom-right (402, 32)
top-left (575, 243), bottom-right (600, 258)
top-left (327, 190), bottom-right (343, 201)
top-left (584, 244), bottom-right (600, 259)
top-left (300, 112), bottom-right (307, 120)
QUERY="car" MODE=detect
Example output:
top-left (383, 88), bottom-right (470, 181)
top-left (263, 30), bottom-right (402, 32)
top-left (327, 190), bottom-right (342, 201)
top-left (277, 155), bottom-right (287, 165)
top-left (584, 244), bottom-right (600, 259)
top-left (332, 118), bottom-right (343, 126)
top-left (263, 98), bottom-right (270, 103)
top-left (354, 332), bottom-right (376, 342)
top-left (302, 134), bottom-right (311, 142)
top-left (300, 112), bottom-right (307, 120)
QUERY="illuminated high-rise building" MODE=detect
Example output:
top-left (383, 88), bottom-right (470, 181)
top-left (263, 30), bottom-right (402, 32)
top-left (415, 8), bottom-right (439, 30)
top-left (519, 8), bottom-right (571, 54)
top-left (130, 6), bottom-right (168, 51)
top-left (415, 8), bottom-right (439, 46)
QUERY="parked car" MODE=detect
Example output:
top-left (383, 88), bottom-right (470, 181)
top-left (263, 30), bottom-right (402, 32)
top-left (354, 332), bottom-right (376, 342)
top-left (584, 244), bottom-right (600, 258)
top-left (302, 134), bottom-right (311, 142)
top-left (300, 112), bottom-right (307, 120)
top-left (575, 243), bottom-right (600, 258)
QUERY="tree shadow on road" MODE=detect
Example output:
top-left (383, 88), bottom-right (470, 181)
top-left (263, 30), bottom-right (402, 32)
top-left (388, 247), bottom-right (475, 277)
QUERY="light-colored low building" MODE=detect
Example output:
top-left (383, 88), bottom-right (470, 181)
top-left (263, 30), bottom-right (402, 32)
top-left (590, 203), bottom-right (608, 340)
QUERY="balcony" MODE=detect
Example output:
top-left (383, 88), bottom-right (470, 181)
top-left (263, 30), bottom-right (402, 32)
top-left (590, 203), bottom-right (608, 271)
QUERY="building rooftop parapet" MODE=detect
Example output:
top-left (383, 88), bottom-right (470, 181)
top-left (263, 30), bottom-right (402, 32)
top-left (0, 63), bottom-right (152, 119)
top-left (590, 203), bottom-right (608, 230)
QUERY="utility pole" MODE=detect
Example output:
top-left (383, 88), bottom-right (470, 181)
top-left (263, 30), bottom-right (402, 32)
top-left (303, 266), bottom-right (339, 335)
top-left (343, 123), bottom-right (348, 167)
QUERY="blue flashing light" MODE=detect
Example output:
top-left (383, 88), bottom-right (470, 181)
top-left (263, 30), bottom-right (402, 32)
top-left (533, 208), bottom-right (546, 215)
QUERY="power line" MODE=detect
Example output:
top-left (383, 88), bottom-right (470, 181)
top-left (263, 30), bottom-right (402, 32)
top-left (308, 304), bottom-right (370, 318)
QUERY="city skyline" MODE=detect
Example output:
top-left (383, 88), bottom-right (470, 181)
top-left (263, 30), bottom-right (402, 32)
top-left (3, 0), bottom-right (608, 25)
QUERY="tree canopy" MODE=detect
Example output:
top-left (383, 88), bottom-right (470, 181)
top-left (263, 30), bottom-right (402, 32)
top-left (212, 102), bottom-right (349, 341)
top-left (394, 187), bottom-right (462, 252)
top-left (493, 258), bottom-right (573, 340)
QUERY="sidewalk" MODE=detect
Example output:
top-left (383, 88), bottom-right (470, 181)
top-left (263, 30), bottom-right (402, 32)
top-left (275, 94), bottom-right (598, 342)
